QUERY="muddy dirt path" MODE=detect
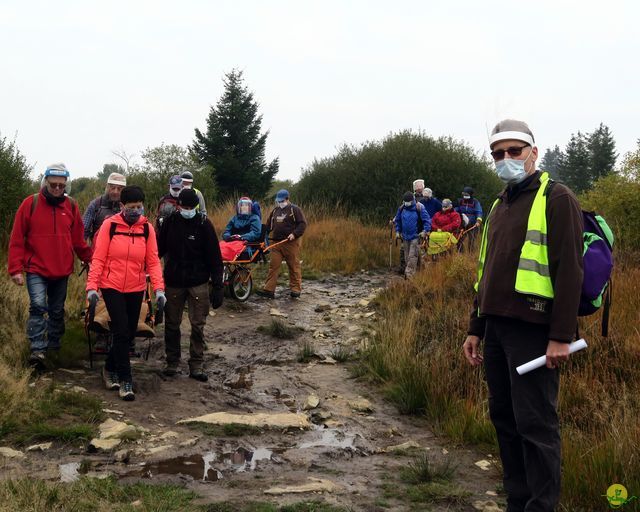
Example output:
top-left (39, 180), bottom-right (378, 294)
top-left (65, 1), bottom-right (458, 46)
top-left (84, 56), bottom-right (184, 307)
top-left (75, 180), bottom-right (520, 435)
top-left (5, 271), bottom-right (503, 511)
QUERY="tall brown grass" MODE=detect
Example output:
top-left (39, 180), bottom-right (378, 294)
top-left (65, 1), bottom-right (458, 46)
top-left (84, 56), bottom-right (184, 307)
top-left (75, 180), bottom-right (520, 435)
top-left (366, 251), bottom-right (640, 510)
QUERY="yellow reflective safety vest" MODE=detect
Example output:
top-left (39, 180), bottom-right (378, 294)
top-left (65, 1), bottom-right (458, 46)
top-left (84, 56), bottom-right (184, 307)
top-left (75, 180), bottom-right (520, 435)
top-left (475, 172), bottom-right (554, 300)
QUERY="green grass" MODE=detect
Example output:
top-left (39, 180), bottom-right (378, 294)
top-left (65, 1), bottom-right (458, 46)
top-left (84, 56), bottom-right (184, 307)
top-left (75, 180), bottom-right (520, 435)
top-left (188, 422), bottom-right (263, 437)
top-left (399, 452), bottom-right (456, 485)
top-left (257, 319), bottom-right (302, 340)
top-left (329, 346), bottom-right (354, 363)
top-left (0, 477), bottom-right (200, 512)
top-left (0, 389), bottom-right (104, 446)
top-left (296, 341), bottom-right (317, 363)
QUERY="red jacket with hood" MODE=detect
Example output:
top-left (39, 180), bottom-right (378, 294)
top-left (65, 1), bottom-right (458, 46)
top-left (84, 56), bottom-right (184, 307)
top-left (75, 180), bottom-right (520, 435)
top-left (8, 191), bottom-right (93, 279)
top-left (431, 209), bottom-right (462, 233)
top-left (86, 213), bottom-right (164, 293)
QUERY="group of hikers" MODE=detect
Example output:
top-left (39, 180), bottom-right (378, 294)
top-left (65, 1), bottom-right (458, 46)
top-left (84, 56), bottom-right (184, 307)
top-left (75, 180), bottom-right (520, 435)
top-left (7, 168), bottom-right (306, 402)
top-left (392, 179), bottom-right (483, 277)
top-left (7, 118), bottom-right (590, 511)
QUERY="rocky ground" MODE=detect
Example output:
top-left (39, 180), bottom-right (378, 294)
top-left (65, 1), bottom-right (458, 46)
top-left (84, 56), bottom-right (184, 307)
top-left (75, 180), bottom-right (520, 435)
top-left (0, 270), bottom-right (505, 511)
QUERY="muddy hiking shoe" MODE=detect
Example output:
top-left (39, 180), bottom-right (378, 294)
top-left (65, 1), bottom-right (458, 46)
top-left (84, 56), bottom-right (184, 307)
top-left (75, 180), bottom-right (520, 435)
top-left (162, 365), bottom-right (178, 377)
top-left (28, 351), bottom-right (47, 371)
top-left (189, 370), bottom-right (208, 382)
top-left (118, 381), bottom-right (135, 401)
top-left (290, 291), bottom-right (301, 298)
top-left (256, 289), bottom-right (275, 299)
top-left (102, 366), bottom-right (120, 390)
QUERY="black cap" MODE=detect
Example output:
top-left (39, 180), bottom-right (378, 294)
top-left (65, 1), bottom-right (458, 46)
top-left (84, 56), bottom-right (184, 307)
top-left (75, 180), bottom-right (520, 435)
top-left (178, 188), bottom-right (199, 208)
top-left (120, 185), bottom-right (145, 204)
top-left (463, 186), bottom-right (474, 195)
top-left (403, 192), bottom-right (414, 202)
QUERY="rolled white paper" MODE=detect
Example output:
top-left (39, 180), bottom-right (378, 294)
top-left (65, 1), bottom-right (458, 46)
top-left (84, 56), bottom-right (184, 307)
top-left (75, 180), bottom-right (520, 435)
top-left (516, 338), bottom-right (588, 375)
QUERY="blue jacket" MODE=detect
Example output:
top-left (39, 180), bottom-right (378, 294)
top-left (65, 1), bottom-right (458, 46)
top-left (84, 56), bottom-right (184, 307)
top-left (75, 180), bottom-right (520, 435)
top-left (418, 197), bottom-right (443, 219)
top-left (223, 214), bottom-right (261, 242)
top-left (455, 198), bottom-right (483, 225)
top-left (394, 202), bottom-right (431, 241)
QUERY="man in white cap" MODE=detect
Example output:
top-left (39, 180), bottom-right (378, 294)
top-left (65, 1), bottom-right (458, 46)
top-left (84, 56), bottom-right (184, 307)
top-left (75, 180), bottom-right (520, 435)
top-left (8, 163), bottom-right (92, 368)
top-left (83, 172), bottom-right (127, 242)
top-left (180, 171), bottom-right (207, 215)
top-left (463, 120), bottom-right (583, 511)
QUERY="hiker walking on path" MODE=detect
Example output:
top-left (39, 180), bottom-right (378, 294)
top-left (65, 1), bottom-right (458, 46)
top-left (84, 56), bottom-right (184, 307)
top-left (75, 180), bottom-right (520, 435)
top-left (157, 189), bottom-right (224, 382)
top-left (180, 171), bottom-right (207, 215)
top-left (8, 163), bottom-right (92, 368)
top-left (156, 175), bottom-right (183, 230)
top-left (455, 186), bottom-right (483, 251)
top-left (394, 191), bottom-right (431, 278)
top-left (419, 187), bottom-right (443, 219)
top-left (82, 172), bottom-right (127, 242)
top-left (86, 186), bottom-right (165, 401)
top-left (463, 119), bottom-right (583, 512)
top-left (256, 189), bottom-right (307, 299)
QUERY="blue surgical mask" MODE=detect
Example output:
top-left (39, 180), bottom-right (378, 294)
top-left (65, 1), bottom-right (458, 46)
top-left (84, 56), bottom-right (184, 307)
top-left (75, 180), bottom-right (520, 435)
top-left (180, 208), bottom-right (197, 219)
top-left (123, 207), bottom-right (144, 224)
top-left (495, 147), bottom-right (534, 185)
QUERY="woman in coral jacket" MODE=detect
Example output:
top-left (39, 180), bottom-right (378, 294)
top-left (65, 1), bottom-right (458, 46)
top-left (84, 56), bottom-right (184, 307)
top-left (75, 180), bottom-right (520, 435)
top-left (431, 198), bottom-right (462, 233)
top-left (86, 186), bottom-right (165, 401)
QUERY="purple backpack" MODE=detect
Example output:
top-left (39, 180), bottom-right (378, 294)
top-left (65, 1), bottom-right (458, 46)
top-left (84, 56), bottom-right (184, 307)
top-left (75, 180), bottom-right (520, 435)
top-left (578, 211), bottom-right (614, 335)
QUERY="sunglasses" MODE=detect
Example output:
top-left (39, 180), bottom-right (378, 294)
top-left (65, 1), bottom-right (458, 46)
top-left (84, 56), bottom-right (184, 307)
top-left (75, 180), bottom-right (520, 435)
top-left (491, 145), bottom-right (530, 161)
top-left (48, 183), bottom-right (66, 190)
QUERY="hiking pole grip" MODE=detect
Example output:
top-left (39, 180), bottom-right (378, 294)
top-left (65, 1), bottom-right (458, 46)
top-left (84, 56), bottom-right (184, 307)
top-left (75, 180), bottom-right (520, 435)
top-left (88, 296), bottom-right (98, 324)
top-left (155, 300), bottom-right (164, 326)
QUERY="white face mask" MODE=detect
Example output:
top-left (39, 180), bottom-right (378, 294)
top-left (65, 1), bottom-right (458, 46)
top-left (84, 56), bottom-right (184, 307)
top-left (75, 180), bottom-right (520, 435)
top-left (169, 187), bottom-right (181, 198)
top-left (180, 208), bottom-right (197, 219)
top-left (404, 201), bottom-right (413, 207)
top-left (277, 200), bottom-right (288, 208)
top-left (495, 147), bottom-right (534, 185)
top-left (462, 194), bottom-right (471, 200)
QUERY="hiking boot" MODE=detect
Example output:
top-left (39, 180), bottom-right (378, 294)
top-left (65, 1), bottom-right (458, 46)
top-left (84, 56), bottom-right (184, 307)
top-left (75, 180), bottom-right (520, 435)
top-left (28, 351), bottom-right (46, 370)
top-left (189, 370), bottom-right (208, 382)
top-left (256, 289), bottom-right (275, 299)
top-left (118, 381), bottom-right (135, 401)
top-left (162, 365), bottom-right (179, 377)
top-left (290, 291), bottom-right (301, 298)
top-left (102, 366), bottom-right (120, 390)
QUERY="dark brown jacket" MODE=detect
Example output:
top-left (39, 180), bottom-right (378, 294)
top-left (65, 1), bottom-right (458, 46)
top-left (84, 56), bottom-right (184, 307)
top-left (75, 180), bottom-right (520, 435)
top-left (468, 171), bottom-right (583, 342)
top-left (266, 204), bottom-right (307, 241)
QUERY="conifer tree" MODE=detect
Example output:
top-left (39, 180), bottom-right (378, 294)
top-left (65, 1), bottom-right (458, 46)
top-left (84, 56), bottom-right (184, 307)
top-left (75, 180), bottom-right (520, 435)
top-left (191, 70), bottom-right (278, 199)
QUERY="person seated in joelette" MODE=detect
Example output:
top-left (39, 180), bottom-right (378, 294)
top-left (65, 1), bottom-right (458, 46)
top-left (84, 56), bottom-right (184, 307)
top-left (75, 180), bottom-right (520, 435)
top-left (431, 198), bottom-right (462, 233)
top-left (219, 197), bottom-right (262, 261)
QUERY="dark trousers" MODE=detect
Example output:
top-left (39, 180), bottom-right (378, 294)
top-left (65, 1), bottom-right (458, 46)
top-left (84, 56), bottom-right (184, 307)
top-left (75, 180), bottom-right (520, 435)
top-left (101, 288), bottom-right (144, 382)
top-left (164, 283), bottom-right (210, 372)
top-left (483, 316), bottom-right (561, 512)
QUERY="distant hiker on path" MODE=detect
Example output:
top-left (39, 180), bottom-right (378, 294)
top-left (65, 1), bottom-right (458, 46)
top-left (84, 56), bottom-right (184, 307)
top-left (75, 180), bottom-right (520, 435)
top-left (455, 186), bottom-right (483, 251)
top-left (156, 175), bottom-right (183, 230)
top-left (431, 198), bottom-right (461, 233)
top-left (463, 119), bottom-right (583, 512)
top-left (393, 191), bottom-right (431, 278)
top-left (419, 187), bottom-right (443, 219)
top-left (180, 171), bottom-right (207, 215)
top-left (83, 172), bottom-right (127, 242)
top-left (256, 189), bottom-right (307, 299)
top-left (8, 163), bottom-right (93, 368)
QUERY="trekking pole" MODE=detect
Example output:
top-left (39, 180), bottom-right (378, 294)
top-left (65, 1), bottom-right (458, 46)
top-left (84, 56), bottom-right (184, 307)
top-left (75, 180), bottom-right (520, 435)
top-left (388, 221), bottom-right (394, 269)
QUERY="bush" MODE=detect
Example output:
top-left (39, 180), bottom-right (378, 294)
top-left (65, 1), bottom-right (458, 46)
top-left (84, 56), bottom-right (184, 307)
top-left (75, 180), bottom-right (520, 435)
top-left (295, 130), bottom-right (502, 224)
top-left (579, 173), bottom-right (640, 251)
top-left (0, 135), bottom-right (32, 242)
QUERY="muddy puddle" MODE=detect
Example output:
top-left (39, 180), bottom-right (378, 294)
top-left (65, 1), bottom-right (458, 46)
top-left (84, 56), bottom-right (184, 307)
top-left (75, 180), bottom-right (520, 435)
top-left (299, 428), bottom-right (358, 450)
top-left (134, 446), bottom-right (277, 481)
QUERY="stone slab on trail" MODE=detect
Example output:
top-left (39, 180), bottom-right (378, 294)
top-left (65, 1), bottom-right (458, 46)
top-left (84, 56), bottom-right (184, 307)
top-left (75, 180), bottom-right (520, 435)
top-left (264, 477), bottom-right (341, 495)
top-left (177, 411), bottom-right (312, 429)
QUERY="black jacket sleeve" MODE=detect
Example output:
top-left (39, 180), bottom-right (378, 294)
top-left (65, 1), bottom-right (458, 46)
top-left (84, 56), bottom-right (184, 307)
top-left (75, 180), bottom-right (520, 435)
top-left (467, 296), bottom-right (486, 338)
top-left (292, 205), bottom-right (307, 238)
top-left (204, 218), bottom-right (224, 288)
top-left (157, 214), bottom-right (169, 259)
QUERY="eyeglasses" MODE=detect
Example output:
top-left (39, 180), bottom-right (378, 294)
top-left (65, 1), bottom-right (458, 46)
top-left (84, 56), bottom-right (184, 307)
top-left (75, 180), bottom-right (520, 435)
top-left (48, 183), bottom-right (66, 190)
top-left (490, 145), bottom-right (530, 161)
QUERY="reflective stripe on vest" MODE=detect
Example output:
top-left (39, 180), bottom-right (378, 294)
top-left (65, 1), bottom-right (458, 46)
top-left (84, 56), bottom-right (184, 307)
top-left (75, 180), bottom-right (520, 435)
top-left (474, 171), bottom-right (554, 300)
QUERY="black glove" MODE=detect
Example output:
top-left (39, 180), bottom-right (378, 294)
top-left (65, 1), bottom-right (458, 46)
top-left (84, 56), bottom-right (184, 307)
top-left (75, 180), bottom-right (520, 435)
top-left (210, 286), bottom-right (224, 309)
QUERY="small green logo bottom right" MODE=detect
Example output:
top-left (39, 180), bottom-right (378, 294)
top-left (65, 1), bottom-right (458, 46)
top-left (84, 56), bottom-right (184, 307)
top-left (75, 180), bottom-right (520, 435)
top-left (604, 484), bottom-right (638, 509)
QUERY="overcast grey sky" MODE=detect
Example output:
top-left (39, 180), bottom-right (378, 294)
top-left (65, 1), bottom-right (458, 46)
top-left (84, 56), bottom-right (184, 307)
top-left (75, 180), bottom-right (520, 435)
top-left (1, 0), bottom-right (638, 181)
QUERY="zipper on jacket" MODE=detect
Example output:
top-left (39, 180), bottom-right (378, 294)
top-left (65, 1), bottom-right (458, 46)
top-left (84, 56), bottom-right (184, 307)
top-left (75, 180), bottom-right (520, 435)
top-left (53, 206), bottom-right (57, 234)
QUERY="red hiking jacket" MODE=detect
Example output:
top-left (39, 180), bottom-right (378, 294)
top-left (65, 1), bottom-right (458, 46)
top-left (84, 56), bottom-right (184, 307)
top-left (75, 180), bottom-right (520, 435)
top-left (86, 214), bottom-right (164, 293)
top-left (8, 191), bottom-right (92, 279)
top-left (431, 209), bottom-right (462, 233)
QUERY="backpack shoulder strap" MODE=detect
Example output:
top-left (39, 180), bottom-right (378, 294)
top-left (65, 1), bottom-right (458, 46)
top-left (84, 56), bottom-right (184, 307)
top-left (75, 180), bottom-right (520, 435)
top-left (143, 222), bottom-right (149, 240)
top-left (109, 221), bottom-right (118, 240)
top-left (30, 193), bottom-right (39, 217)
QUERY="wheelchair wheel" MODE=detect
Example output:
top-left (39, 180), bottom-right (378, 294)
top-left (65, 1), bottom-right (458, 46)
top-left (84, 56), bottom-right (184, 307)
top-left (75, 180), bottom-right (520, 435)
top-left (229, 269), bottom-right (252, 301)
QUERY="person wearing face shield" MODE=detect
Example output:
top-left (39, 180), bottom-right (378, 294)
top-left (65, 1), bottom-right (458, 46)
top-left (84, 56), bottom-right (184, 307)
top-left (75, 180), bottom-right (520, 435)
top-left (8, 163), bottom-right (93, 369)
top-left (256, 189), bottom-right (307, 299)
top-left (156, 175), bottom-right (183, 230)
top-left (462, 120), bottom-right (583, 512)
top-left (83, 173), bottom-right (127, 242)
top-left (393, 191), bottom-right (431, 278)
top-left (222, 197), bottom-right (262, 243)
top-left (157, 188), bottom-right (224, 382)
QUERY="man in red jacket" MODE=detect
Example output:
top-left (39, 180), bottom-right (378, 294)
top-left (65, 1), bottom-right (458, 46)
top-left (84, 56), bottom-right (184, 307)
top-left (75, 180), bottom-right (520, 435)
top-left (8, 163), bottom-right (92, 368)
